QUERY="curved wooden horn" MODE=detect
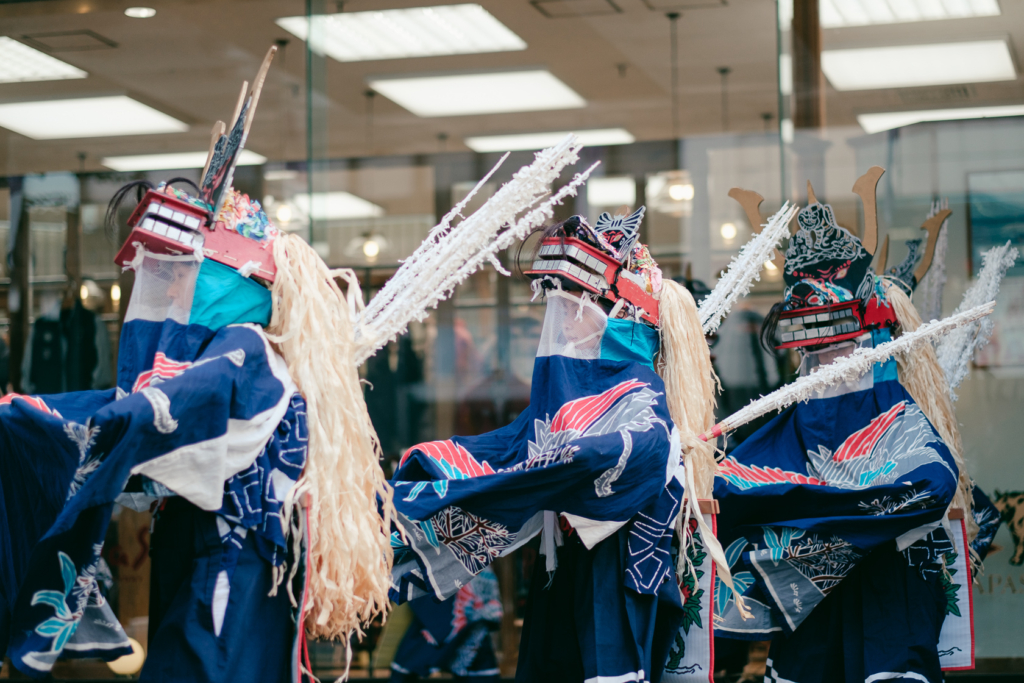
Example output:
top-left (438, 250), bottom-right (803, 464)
top-left (729, 187), bottom-right (784, 271)
top-left (243, 45), bottom-right (278, 138)
top-left (728, 188), bottom-right (765, 232)
top-left (852, 166), bottom-right (885, 255)
top-left (875, 234), bottom-right (890, 275)
top-left (913, 208), bottom-right (952, 284)
top-left (806, 180), bottom-right (817, 204)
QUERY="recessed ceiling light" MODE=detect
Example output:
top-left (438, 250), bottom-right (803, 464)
top-left (819, 0), bottom-right (999, 27)
top-left (369, 69), bottom-right (585, 118)
top-left (0, 96), bottom-right (188, 139)
top-left (588, 177), bottom-right (636, 208)
top-left (293, 192), bottom-right (384, 220)
top-left (276, 4), bottom-right (525, 62)
top-left (858, 104), bottom-right (1024, 134)
top-left (822, 40), bottom-right (1016, 91)
top-left (464, 128), bottom-right (634, 152)
top-left (0, 36), bottom-right (87, 83)
top-left (124, 7), bottom-right (157, 18)
top-left (101, 150), bottom-right (266, 172)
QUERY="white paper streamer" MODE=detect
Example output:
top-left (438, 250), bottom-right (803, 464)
top-left (353, 134), bottom-right (597, 365)
top-left (698, 202), bottom-right (797, 335)
top-left (702, 301), bottom-right (996, 439)
top-left (934, 241), bottom-right (1018, 400)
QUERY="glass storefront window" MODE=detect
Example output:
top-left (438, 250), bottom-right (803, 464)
top-left (2, 0), bottom-right (1024, 678)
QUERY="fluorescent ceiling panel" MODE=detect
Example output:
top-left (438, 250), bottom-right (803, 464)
top-left (778, 0), bottom-right (1000, 27)
top-left (588, 177), bottom-right (636, 207)
top-left (858, 104), bottom-right (1024, 133)
top-left (0, 36), bottom-right (87, 84)
top-left (819, 0), bottom-right (1000, 27)
top-left (369, 70), bottom-right (585, 117)
top-left (822, 40), bottom-right (1015, 91)
top-left (0, 96), bottom-right (188, 140)
top-left (294, 192), bottom-right (384, 220)
top-left (464, 128), bottom-right (634, 152)
top-left (101, 150), bottom-right (266, 172)
top-left (276, 4), bottom-right (525, 62)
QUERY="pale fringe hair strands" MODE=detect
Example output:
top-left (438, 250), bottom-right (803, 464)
top-left (267, 234), bottom-right (396, 649)
top-left (658, 280), bottom-right (750, 619)
top-left (885, 281), bottom-right (975, 543)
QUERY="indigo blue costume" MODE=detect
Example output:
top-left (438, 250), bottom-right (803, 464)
top-left (0, 191), bottom-right (310, 682)
top-left (713, 179), bottom-right (964, 683)
top-left (391, 297), bottom-right (684, 683)
top-left (390, 209), bottom-right (692, 683)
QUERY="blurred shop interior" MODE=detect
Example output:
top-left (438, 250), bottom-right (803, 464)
top-left (2, 0), bottom-right (1024, 679)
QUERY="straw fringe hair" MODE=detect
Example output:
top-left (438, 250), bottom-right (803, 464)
top-left (267, 234), bottom-right (396, 649)
top-left (658, 280), bottom-right (719, 497)
top-left (886, 280), bottom-right (975, 538)
top-left (658, 280), bottom-right (750, 619)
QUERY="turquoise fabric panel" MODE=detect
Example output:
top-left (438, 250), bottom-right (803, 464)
top-left (600, 318), bottom-right (659, 370)
top-left (189, 259), bottom-right (272, 330)
top-left (871, 328), bottom-right (898, 382)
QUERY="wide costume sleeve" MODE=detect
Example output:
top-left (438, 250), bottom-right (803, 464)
top-left (712, 376), bottom-right (959, 638)
top-left (389, 354), bottom-right (681, 602)
top-left (1, 322), bottom-right (295, 676)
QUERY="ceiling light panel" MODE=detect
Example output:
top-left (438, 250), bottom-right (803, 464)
top-left (858, 104), bottom-right (1024, 133)
top-left (821, 39), bottom-right (1015, 91)
top-left (780, 0), bottom-right (1001, 27)
top-left (0, 36), bottom-right (87, 83)
top-left (588, 177), bottom-right (637, 207)
top-left (101, 150), bottom-right (266, 172)
top-left (819, 0), bottom-right (1000, 27)
top-left (0, 96), bottom-right (188, 140)
top-left (294, 192), bottom-right (384, 220)
top-left (276, 4), bottom-right (526, 62)
top-left (369, 70), bottom-right (585, 117)
top-left (465, 128), bottom-right (634, 152)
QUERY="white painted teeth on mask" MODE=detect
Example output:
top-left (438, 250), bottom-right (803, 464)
top-left (531, 256), bottom-right (610, 291)
top-left (149, 202), bottom-right (201, 230)
top-left (539, 244), bottom-right (609, 273)
top-left (141, 216), bottom-right (202, 247)
top-left (787, 309), bottom-right (850, 326)
top-left (780, 321), bottom-right (860, 343)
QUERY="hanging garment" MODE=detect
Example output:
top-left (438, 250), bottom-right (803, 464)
top-left (390, 292), bottom-right (686, 683)
top-left (390, 568), bottom-right (502, 682)
top-left (711, 333), bottom-right (959, 683)
top-left (0, 251), bottom-right (302, 680)
top-left (22, 300), bottom-right (103, 394)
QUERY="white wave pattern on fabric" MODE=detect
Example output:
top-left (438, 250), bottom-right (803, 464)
top-left (698, 202), bottom-right (798, 335)
top-left (140, 387), bottom-right (178, 434)
top-left (935, 242), bottom-right (1018, 400)
top-left (354, 135), bottom-right (597, 365)
top-left (915, 199), bottom-right (949, 323)
top-left (705, 302), bottom-right (995, 438)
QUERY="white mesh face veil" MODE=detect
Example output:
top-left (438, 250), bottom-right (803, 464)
top-left (536, 289), bottom-right (607, 360)
top-left (123, 251), bottom-right (201, 325)
top-left (798, 334), bottom-right (874, 398)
